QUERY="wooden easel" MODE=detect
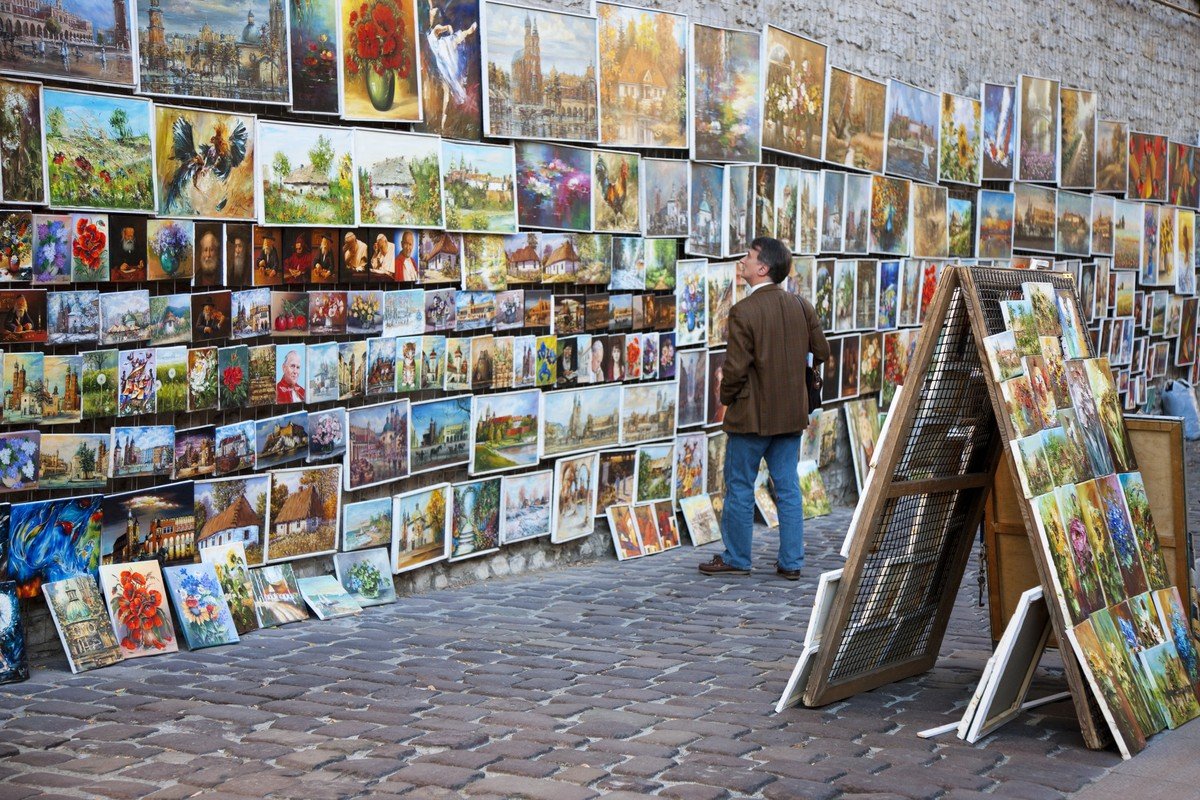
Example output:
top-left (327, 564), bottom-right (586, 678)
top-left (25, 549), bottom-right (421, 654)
top-left (800, 265), bottom-right (1108, 750)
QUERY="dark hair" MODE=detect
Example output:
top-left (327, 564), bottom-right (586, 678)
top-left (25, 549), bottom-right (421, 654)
top-left (750, 236), bottom-right (792, 283)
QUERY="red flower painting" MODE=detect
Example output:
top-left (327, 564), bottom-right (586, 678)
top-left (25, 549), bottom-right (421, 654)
top-left (344, 0), bottom-right (411, 77)
top-left (111, 569), bottom-right (174, 652)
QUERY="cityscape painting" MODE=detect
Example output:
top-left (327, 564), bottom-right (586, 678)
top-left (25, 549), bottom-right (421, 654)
top-left (0, 0), bottom-right (136, 87)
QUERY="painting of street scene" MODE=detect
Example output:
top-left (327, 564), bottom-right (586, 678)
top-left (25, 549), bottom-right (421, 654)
top-left (0, 0), bottom-right (135, 87)
top-left (345, 399), bottom-right (409, 490)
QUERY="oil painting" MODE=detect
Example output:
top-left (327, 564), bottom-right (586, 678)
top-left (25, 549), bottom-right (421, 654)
top-left (345, 399), bottom-right (409, 491)
top-left (449, 476), bottom-right (500, 560)
top-left (592, 149), bottom-right (640, 233)
top-left (0, 0), bottom-right (135, 87)
top-left (8, 495), bottom-right (101, 599)
top-left (1013, 182), bottom-right (1056, 253)
top-left (1096, 119), bottom-right (1128, 194)
top-left (42, 576), bottom-right (123, 674)
top-left (392, 481), bottom-right (450, 572)
top-left (153, 105), bottom-right (255, 220)
top-left (1128, 131), bottom-right (1168, 203)
top-left (550, 450), bottom-right (597, 544)
top-left (938, 92), bottom-right (981, 185)
top-left (265, 463), bottom-right (341, 562)
top-left (868, 175), bottom-right (910, 256)
top-left (499, 469), bottom-right (552, 544)
top-left (0, 78), bottom-right (46, 205)
top-left (1059, 87), bottom-right (1096, 189)
top-left (642, 158), bottom-right (689, 238)
top-left (98, 560), bottom-right (178, 658)
top-left (513, 141), bottom-right (591, 231)
top-left (541, 384), bottom-right (621, 458)
top-left (338, 0), bottom-right (421, 121)
top-left (163, 563), bottom-right (240, 649)
top-left (440, 139), bottom-right (517, 233)
top-left (981, 82), bottom-right (1014, 180)
top-left (824, 67), bottom-right (885, 173)
top-left (257, 121), bottom-right (356, 226)
top-left (690, 22), bottom-right (761, 163)
top-left (355, 129), bottom-right (444, 228)
top-left (415, 0), bottom-right (482, 138)
top-left (1016, 75), bottom-right (1059, 183)
top-left (761, 25), bottom-right (825, 159)
top-left (333, 548), bottom-right (396, 607)
top-left (469, 388), bottom-right (539, 475)
top-left (288, 0), bottom-right (341, 114)
top-left (884, 79), bottom-right (939, 184)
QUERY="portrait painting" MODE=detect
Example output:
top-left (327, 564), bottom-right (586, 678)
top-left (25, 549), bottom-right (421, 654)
top-left (482, 1), bottom-right (598, 142)
top-left (257, 121), bottom-right (357, 227)
top-left (883, 79), bottom-right (939, 184)
top-left (824, 67), bottom-right (886, 173)
top-left (355, 129), bottom-right (444, 228)
top-left (689, 22), bottom-right (761, 163)
top-left (597, 2), bottom-right (687, 149)
top-left (338, 0), bottom-right (422, 120)
top-left (1016, 75), bottom-right (1059, 183)
top-left (153, 106), bottom-right (256, 220)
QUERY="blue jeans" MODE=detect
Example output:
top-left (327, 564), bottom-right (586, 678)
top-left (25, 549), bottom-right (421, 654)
top-left (720, 432), bottom-right (805, 571)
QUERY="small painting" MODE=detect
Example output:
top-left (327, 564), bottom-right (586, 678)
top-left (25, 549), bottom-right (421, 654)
top-left (939, 92), bottom-right (982, 185)
top-left (255, 410), bottom-right (310, 470)
top-left (248, 563), bottom-right (310, 626)
top-left (42, 577), bottom-right (123, 674)
top-left (1096, 119), bottom-right (1128, 194)
top-left (514, 141), bottom-right (591, 231)
top-left (449, 476), bottom-right (501, 560)
top-left (98, 561), bottom-right (178, 658)
top-left (0, 79), bottom-right (45, 206)
top-left (868, 175), bottom-right (910, 256)
top-left (690, 22), bottom-right (761, 163)
top-left (1128, 131), bottom-right (1168, 203)
top-left (392, 481), bottom-right (450, 573)
top-left (499, 469), bottom-right (553, 544)
top-left (551, 451), bottom-right (598, 544)
top-left (39, 433), bottom-right (107, 490)
top-left (643, 159), bottom-right (690, 238)
top-left (620, 381), bottom-right (678, 444)
top-left (1059, 87), bottom-right (1097, 189)
top-left (163, 563), bottom-right (239, 649)
top-left (1056, 190), bottom-right (1092, 256)
top-left (884, 80), bottom-right (939, 184)
top-left (297, 575), bottom-right (362, 619)
top-left (440, 139), bottom-right (517, 233)
top-left (288, 0), bottom-right (341, 114)
top-left (344, 399), bottom-right (409, 491)
top-left (1013, 183), bottom-right (1057, 253)
top-left (197, 542), bottom-right (259, 635)
top-left (8, 495), bottom-right (100, 599)
top-left (910, 183), bottom-right (948, 258)
top-left (415, 0), bottom-right (482, 138)
top-left (334, 548), bottom-right (397, 607)
top-left (592, 149), bottom-right (640, 233)
top-left (154, 106), bottom-right (255, 220)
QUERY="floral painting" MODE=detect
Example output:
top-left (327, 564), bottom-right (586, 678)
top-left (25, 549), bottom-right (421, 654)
top-left (98, 560), bottom-right (179, 658)
top-left (1017, 75), bottom-right (1059, 183)
top-left (154, 106), bottom-right (256, 221)
top-left (147, 219), bottom-right (194, 280)
top-left (163, 563), bottom-right (240, 649)
top-left (440, 139), bottom-right (516, 233)
top-left (334, 548), bottom-right (397, 606)
top-left (257, 121), bottom-right (357, 226)
top-left (0, 78), bottom-right (46, 205)
top-left (938, 92), bottom-right (981, 185)
top-left (290, 0), bottom-right (341, 114)
top-left (340, 0), bottom-right (421, 120)
top-left (70, 214), bottom-right (109, 282)
top-left (0, 212), bottom-right (33, 282)
top-left (592, 149), bottom-right (640, 233)
top-left (356, 129), bottom-right (443, 227)
top-left (824, 68), bottom-right (886, 173)
top-left (514, 141), bottom-right (591, 231)
top-left (32, 213), bottom-right (71, 285)
top-left (690, 22), bottom-right (761, 163)
top-left (415, 0), bottom-right (481, 139)
top-left (197, 543), bottom-right (260, 635)
top-left (762, 25), bottom-right (825, 160)
top-left (42, 88), bottom-right (154, 213)
top-left (597, 1), bottom-right (686, 149)
top-left (868, 175), bottom-right (910, 256)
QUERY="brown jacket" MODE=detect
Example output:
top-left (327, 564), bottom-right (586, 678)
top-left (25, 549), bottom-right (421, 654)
top-left (719, 282), bottom-right (830, 436)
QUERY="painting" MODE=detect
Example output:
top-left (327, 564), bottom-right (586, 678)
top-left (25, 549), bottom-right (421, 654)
top-left (344, 399), bottom-right (409, 491)
top-left (43, 88), bottom-right (154, 212)
top-left (392, 481), bottom-right (449, 572)
top-left (761, 25), bottom-right (825, 159)
top-left (843, 174), bottom-right (871, 254)
top-left (8, 495), bottom-right (101, 599)
top-left (27, 213), bottom-right (68, 285)
top-left (153, 106), bottom-right (255, 221)
top-left (513, 141), bottom-right (591, 231)
top-left (39, 433), bottom-right (107, 490)
top-left (939, 92), bottom-right (981, 185)
top-left (633, 441), bottom-right (674, 503)
top-left (819, 170), bottom-right (845, 253)
top-left (593, 149), bottom-right (640, 233)
top-left (333, 548), bottom-right (396, 607)
top-left (440, 139), bottom-right (517, 233)
top-left (194, 475), bottom-right (269, 569)
top-left (1059, 87), bottom-right (1096, 189)
top-left (449, 476), bottom-right (500, 560)
top-left (540, 384), bottom-right (621, 458)
top-left (1056, 190), bottom-right (1092, 256)
top-left (414, 0), bottom-right (481, 138)
top-left (910, 183), bottom-right (948, 258)
top-left (1013, 182), bottom-right (1056, 253)
top-left (257, 121), bottom-right (356, 226)
top-left (690, 22), bottom-right (761, 163)
top-left (266, 464), bottom-right (341, 562)
top-left (338, 0), bottom-right (421, 120)
top-left (1096, 119), bottom-right (1128, 194)
top-left (678, 494), bottom-right (720, 546)
top-left (109, 425), bottom-right (173, 480)
top-left (868, 175), bottom-right (910, 256)
top-left (798, 459), bottom-right (831, 518)
top-left (0, 79), bottom-right (46, 205)
top-left (468, 388), bottom-right (539, 475)
top-left (255, 410), bottom-right (310, 470)
top-left (98, 561), bottom-right (178, 658)
top-left (1016, 75), bottom-right (1059, 183)
top-left (884, 80), bottom-right (939, 184)
top-left (1128, 131), bottom-right (1168, 203)
top-left (288, 0), bottom-right (340, 114)
top-left (687, 161), bottom-right (723, 257)
top-left (824, 68), bottom-right (886, 173)
top-left (42, 576), bottom-right (123, 674)
top-left (706, 260), bottom-right (735, 346)
top-left (1169, 141), bottom-right (1199, 209)
top-left (276, 342), bottom-right (307, 402)
top-left (621, 381), bottom-right (677, 444)
top-left (642, 158), bottom-right (689, 238)
top-left (595, 448), bottom-right (634, 513)
top-left (296, 574), bottom-right (361, 618)
top-left (1113, 199), bottom-right (1143, 271)
top-left (355, 129), bottom-right (444, 228)
top-left (551, 450), bottom-right (598, 544)
top-left (0, 212), bottom-right (33, 283)
top-left (80, 349), bottom-right (117, 420)
top-left (162, 563), bottom-right (239, 649)
top-left (1092, 194), bottom-right (1114, 255)
top-left (196, 542), bottom-right (258, 635)
top-left (0, 0), bottom-right (135, 87)
top-left (482, 1), bottom-right (598, 142)
top-left (607, 503), bottom-right (641, 560)
top-left (499, 469), bottom-right (552, 544)
top-left (248, 562), bottom-right (309, 626)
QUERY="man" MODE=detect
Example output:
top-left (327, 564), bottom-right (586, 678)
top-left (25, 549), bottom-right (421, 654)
top-left (195, 229), bottom-right (221, 286)
top-left (283, 233), bottom-right (311, 283)
top-left (256, 236), bottom-right (280, 284)
top-left (228, 233), bottom-right (249, 285)
top-left (700, 237), bottom-right (829, 580)
top-left (343, 231), bottom-right (368, 274)
top-left (276, 349), bottom-right (306, 404)
top-left (195, 301), bottom-right (223, 339)
top-left (312, 235), bottom-right (335, 282)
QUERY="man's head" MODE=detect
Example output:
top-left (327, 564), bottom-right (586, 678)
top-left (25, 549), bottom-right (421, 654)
top-left (738, 237), bottom-right (792, 285)
top-left (198, 231), bottom-right (219, 272)
top-left (282, 351), bottom-right (301, 383)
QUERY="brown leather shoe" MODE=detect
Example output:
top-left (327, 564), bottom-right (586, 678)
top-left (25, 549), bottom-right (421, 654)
top-left (698, 555), bottom-right (751, 576)
top-left (775, 563), bottom-right (801, 581)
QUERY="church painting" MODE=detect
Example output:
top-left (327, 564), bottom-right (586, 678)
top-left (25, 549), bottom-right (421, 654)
top-left (482, 1), bottom-right (598, 143)
top-left (100, 480), bottom-right (195, 565)
top-left (539, 384), bottom-right (621, 459)
top-left (0, 0), bottom-right (136, 87)
top-left (136, 0), bottom-right (291, 104)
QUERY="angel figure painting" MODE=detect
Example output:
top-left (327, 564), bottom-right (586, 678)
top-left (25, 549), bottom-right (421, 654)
top-left (155, 107), bottom-right (256, 221)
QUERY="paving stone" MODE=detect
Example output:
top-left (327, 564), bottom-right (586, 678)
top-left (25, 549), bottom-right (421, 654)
top-left (391, 763), bottom-right (480, 790)
top-left (463, 775), bottom-right (599, 800)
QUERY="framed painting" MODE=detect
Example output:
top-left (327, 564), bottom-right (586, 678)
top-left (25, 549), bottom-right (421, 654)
top-left (449, 476), bottom-right (501, 561)
top-left (689, 22), bottom-right (760, 163)
top-left (440, 139), bottom-right (517, 233)
top-left (137, 0), bottom-right (290, 104)
top-left (597, 1), bottom-right (686, 149)
top-left (687, 161), bottom-right (724, 258)
top-left (0, 0), bottom-right (135, 87)
top-left (550, 450), bottom-right (598, 544)
top-left (642, 158), bottom-right (690, 238)
top-left (414, 0), bottom-right (482, 139)
top-left (338, 0), bottom-right (421, 121)
top-left (883, 79), bottom-right (939, 184)
top-left (1016, 74), bottom-right (1059, 183)
top-left (354, 129), bottom-right (444, 228)
top-left (1059, 87), bottom-right (1097, 190)
top-left (762, 24), bottom-right (826, 160)
top-left (481, 1), bottom-right (598, 142)
top-left (1056, 190), bottom-right (1092, 257)
top-left (42, 88), bottom-right (154, 213)
top-left (256, 121), bottom-right (357, 227)
top-left (824, 67), bottom-right (885, 173)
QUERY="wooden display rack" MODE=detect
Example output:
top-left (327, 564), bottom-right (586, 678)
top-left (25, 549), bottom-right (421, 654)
top-left (800, 265), bottom-right (1108, 750)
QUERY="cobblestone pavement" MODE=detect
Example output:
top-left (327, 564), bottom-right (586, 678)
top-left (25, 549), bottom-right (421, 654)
top-left (6, 437), bottom-right (1199, 800)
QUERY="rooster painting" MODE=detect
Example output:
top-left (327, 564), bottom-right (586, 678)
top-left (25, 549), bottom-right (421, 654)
top-left (593, 151), bottom-right (638, 231)
top-left (163, 115), bottom-right (250, 216)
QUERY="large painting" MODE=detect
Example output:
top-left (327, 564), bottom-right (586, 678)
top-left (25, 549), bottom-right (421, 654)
top-left (1128, 131), bottom-right (1168, 203)
top-left (338, 0), bottom-right (421, 120)
top-left (0, 78), bottom-right (47, 205)
top-left (761, 25), bottom-right (825, 160)
top-left (824, 67), bottom-right (885, 173)
top-left (689, 22), bottom-right (760, 163)
top-left (482, 1), bottom-right (598, 142)
top-left (0, 0), bottom-right (135, 87)
top-left (981, 82), bottom-right (1014, 181)
top-left (1016, 74), bottom-right (1059, 183)
top-left (42, 88), bottom-right (154, 213)
top-left (288, 0), bottom-right (340, 114)
top-left (414, 0), bottom-right (481, 139)
top-left (136, 0), bottom-right (291, 104)
top-left (256, 121), bottom-right (356, 226)
top-left (355, 129), bottom-right (443, 228)
top-left (938, 92), bottom-right (981, 186)
top-left (596, 1), bottom-right (686, 149)
top-left (513, 141), bottom-right (591, 231)
top-left (153, 105), bottom-right (256, 220)
top-left (1096, 119), bottom-right (1128, 195)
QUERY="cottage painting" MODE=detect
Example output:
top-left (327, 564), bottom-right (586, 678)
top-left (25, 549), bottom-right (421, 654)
top-left (355, 129), bottom-right (443, 227)
top-left (266, 464), bottom-right (341, 561)
top-left (257, 120), bottom-right (356, 226)
top-left (194, 474), bottom-right (270, 566)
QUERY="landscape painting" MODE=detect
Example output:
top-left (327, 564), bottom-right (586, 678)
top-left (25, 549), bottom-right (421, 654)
top-left (392, 481), bottom-right (450, 573)
top-left (690, 22), bottom-right (761, 163)
top-left (824, 68), bottom-right (886, 173)
top-left (265, 464), bottom-right (341, 562)
top-left (345, 399), bottom-right (409, 491)
top-left (449, 476), bottom-right (500, 560)
top-left (1017, 75), bottom-right (1059, 183)
top-left (414, 0), bottom-right (482, 139)
top-left (136, 0), bottom-right (290, 104)
top-left (440, 139), bottom-right (517, 233)
top-left (884, 80), bottom-right (939, 184)
top-left (1059, 87), bottom-right (1097, 189)
top-left (597, 2), bottom-right (687, 149)
top-left (0, 0), bottom-right (135, 87)
top-left (541, 384), bottom-right (621, 458)
top-left (550, 450), bottom-right (597, 544)
top-left (642, 158), bottom-right (689, 238)
top-left (195, 474), bottom-right (270, 566)
top-left (338, 0), bottom-right (421, 121)
top-left (482, 1), bottom-right (599, 142)
top-left (42, 88), bottom-right (154, 213)
top-left (499, 469), bottom-right (552, 544)
top-left (153, 106), bottom-right (256, 221)
top-left (1013, 182), bottom-right (1057, 253)
top-left (620, 381), bottom-right (677, 445)
top-left (257, 121), bottom-right (356, 226)
top-left (469, 388), bottom-right (539, 475)
top-left (354, 130), bottom-right (443, 228)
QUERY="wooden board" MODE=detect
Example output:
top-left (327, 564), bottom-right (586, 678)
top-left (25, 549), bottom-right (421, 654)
top-left (985, 416), bottom-right (1193, 641)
